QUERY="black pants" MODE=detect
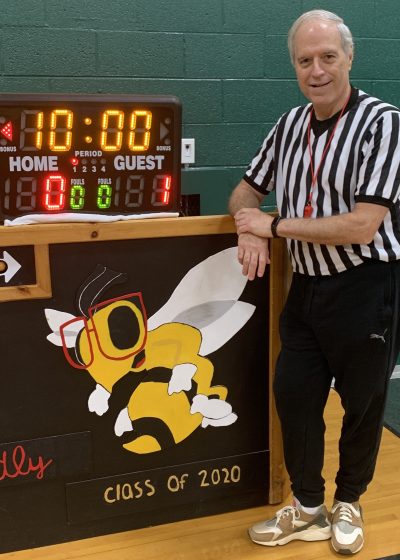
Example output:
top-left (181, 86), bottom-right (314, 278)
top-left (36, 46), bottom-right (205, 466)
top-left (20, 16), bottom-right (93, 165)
top-left (274, 259), bottom-right (400, 507)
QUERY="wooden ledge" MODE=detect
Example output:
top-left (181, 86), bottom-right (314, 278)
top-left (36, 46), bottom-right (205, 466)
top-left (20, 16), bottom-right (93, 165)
top-left (0, 215), bottom-right (236, 246)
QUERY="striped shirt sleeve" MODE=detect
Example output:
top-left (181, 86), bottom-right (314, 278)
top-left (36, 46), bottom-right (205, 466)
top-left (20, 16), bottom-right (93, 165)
top-left (244, 123), bottom-right (277, 195)
top-left (355, 110), bottom-right (400, 207)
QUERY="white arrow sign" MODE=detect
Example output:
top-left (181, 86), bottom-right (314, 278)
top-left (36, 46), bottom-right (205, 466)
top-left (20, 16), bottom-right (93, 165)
top-left (1, 251), bottom-right (22, 283)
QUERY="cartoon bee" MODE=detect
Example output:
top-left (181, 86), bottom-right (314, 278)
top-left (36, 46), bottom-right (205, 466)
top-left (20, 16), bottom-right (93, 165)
top-left (45, 247), bottom-right (255, 454)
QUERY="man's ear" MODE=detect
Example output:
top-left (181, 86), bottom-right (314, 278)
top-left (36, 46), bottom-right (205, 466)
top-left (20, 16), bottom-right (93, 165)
top-left (348, 50), bottom-right (354, 70)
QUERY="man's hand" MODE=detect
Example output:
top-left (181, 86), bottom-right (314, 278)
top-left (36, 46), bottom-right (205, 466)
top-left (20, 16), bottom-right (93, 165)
top-left (237, 232), bottom-right (270, 280)
top-left (228, 181), bottom-right (271, 279)
top-left (234, 208), bottom-right (274, 238)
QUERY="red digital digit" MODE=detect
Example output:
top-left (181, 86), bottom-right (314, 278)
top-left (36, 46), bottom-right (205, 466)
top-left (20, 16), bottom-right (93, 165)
top-left (43, 174), bottom-right (66, 211)
top-left (162, 175), bottom-right (171, 204)
top-left (151, 174), bottom-right (171, 207)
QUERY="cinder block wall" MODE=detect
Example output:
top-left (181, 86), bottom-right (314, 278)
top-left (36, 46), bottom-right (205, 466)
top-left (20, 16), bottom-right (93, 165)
top-left (0, 0), bottom-right (399, 214)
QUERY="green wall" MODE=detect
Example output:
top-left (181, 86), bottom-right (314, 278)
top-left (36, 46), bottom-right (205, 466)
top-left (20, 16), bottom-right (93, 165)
top-left (0, 0), bottom-right (400, 215)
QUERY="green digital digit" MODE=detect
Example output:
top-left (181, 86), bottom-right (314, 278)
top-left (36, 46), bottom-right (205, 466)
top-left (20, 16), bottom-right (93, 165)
top-left (97, 184), bottom-right (112, 209)
top-left (70, 185), bottom-right (85, 210)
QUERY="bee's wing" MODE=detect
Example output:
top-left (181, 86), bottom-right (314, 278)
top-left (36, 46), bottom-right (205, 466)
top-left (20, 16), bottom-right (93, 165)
top-left (148, 247), bottom-right (247, 330)
top-left (172, 299), bottom-right (255, 355)
top-left (44, 308), bottom-right (80, 347)
top-left (198, 300), bottom-right (255, 356)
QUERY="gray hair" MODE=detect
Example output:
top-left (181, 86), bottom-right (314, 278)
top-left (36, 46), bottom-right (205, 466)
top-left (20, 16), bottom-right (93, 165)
top-left (288, 10), bottom-right (354, 65)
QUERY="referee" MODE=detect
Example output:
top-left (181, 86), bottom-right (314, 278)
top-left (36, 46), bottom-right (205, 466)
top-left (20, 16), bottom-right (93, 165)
top-left (229, 9), bottom-right (400, 556)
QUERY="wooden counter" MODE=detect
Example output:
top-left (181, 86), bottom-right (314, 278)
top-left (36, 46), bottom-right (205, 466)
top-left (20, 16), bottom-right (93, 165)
top-left (0, 215), bottom-right (288, 551)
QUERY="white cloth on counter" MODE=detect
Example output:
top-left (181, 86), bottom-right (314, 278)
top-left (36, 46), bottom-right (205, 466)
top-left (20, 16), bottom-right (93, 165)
top-left (4, 212), bottom-right (179, 226)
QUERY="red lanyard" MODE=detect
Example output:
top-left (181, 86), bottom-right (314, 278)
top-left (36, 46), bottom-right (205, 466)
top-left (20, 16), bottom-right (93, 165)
top-left (304, 91), bottom-right (351, 218)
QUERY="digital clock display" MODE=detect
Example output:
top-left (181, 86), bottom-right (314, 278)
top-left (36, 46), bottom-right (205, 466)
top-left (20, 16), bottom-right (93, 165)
top-left (0, 93), bottom-right (181, 222)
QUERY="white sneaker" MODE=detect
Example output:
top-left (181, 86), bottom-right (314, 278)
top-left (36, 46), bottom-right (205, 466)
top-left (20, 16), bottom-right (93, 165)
top-left (331, 501), bottom-right (364, 555)
top-left (249, 503), bottom-right (331, 547)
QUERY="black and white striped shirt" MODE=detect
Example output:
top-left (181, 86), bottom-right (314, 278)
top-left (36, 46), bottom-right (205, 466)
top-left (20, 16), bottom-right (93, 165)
top-left (244, 90), bottom-right (400, 275)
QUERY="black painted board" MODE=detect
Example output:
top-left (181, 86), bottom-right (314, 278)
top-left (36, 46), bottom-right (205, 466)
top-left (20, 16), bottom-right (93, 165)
top-left (0, 233), bottom-right (269, 552)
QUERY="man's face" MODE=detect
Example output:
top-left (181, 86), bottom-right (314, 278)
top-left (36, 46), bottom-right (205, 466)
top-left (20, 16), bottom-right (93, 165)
top-left (293, 19), bottom-right (353, 118)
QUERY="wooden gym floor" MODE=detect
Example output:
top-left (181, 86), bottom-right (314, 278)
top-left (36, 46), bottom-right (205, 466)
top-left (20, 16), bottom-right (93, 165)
top-left (3, 390), bottom-right (399, 560)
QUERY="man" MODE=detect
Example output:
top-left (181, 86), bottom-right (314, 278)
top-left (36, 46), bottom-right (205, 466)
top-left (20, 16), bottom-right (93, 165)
top-left (229, 9), bottom-right (400, 556)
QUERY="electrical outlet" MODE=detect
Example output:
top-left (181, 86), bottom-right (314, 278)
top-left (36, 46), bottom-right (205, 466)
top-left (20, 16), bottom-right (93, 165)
top-left (181, 138), bottom-right (195, 164)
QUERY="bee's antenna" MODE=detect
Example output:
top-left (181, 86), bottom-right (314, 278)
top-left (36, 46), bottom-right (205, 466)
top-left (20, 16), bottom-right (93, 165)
top-left (76, 264), bottom-right (128, 316)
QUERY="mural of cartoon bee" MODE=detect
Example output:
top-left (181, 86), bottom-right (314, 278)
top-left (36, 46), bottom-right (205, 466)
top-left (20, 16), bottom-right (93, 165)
top-left (45, 247), bottom-right (255, 454)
